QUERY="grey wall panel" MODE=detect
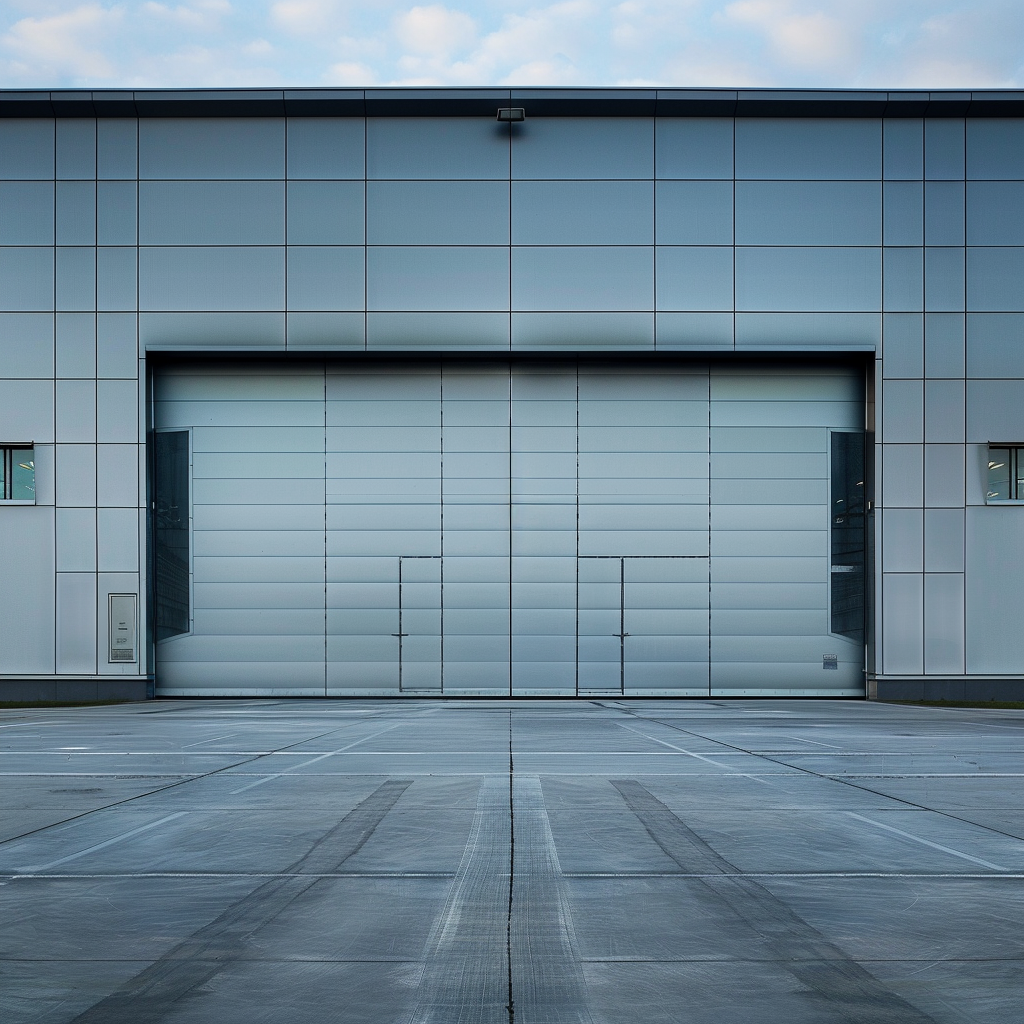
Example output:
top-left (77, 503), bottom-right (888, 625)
top-left (882, 508), bottom-right (923, 572)
top-left (97, 248), bottom-right (137, 312)
top-left (56, 313), bottom-right (95, 377)
top-left (967, 314), bottom-right (1024, 377)
top-left (98, 507), bottom-right (139, 572)
top-left (0, 313), bottom-right (54, 378)
top-left (881, 444), bottom-right (924, 508)
top-left (512, 117), bottom-right (653, 180)
top-left (369, 181), bottom-right (507, 246)
top-left (140, 182), bottom-right (285, 245)
top-left (924, 508), bottom-right (964, 572)
top-left (287, 181), bottom-right (364, 245)
top-left (194, 555), bottom-right (324, 584)
top-left (713, 426), bottom-right (825, 452)
top-left (56, 182), bottom-right (95, 246)
top-left (56, 572), bottom-right (96, 673)
top-left (655, 180), bottom-right (732, 245)
top-left (197, 608), bottom-right (325, 635)
top-left (368, 246), bottom-right (509, 311)
top-left (0, 120), bottom-right (54, 180)
top-left (712, 530), bottom-right (826, 557)
top-left (925, 313), bottom-right (965, 378)
top-left (656, 118), bottom-right (733, 179)
top-left (513, 247), bottom-right (653, 311)
top-left (713, 451), bottom-right (826, 478)
top-left (0, 182), bottom-right (53, 244)
top-left (194, 530), bottom-right (323, 557)
top-left (97, 181), bottom-right (137, 246)
top-left (513, 181), bottom-right (652, 245)
top-left (56, 119), bottom-right (95, 179)
top-left (924, 444), bottom-right (966, 508)
top-left (97, 380), bottom-right (139, 443)
top-left (0, 507), bottom-right (55, 674)
top-left (882, 182), bottom-right (922, 246)
top-left (97, 119), bottom-right (136, 179)
top-left (0, 378), bottom-right (54, 442)
top-left (882, 572), bottom-right (924, 674)
top-left (55, 444), bottom-right (96, 507)
top-left (287, 247), bottom-right (364, 311)
top-left (288, 311), bottom-right (365, 349)
top-left (56, 247), bottom-right (95, 312)
top-left (965, 506), bottom-right (1024, 672)
top-left (736, 118), bottom-right (881, 180)
top-left (97, 314), bottom-right (138, 378)
top-left (56, 380), bottom-right (95, 442)
top-left (657, 312), bottom-right (734, 350)
top-left (142, 312), bottom-right (286, 349)
top-left (883, 247), bottom-right (923, 312)
top-left (140, 247), bottom-right (285, 311)
top-left (735, 312), bottom-right (880, 350)
top-left (139, 118), bottom-right (285, 179)
top-left (367, 118), bottom-right (507, 179)
top-left (884, 119), bottom-right (923, 180)
top-left (924, 379), bottom-right (965, 443)
top-left (96, 444), bottom-right (138, 507)
top-left (195, 450), bottom-right (325, 478)
top-left (192, 423), bottom-right (323, 452)
top-left (966, 380), bottom-right (1024, 442)
top-left (714, 608), bottom-right (827, 635)
top-left (512, 312), bottom-right (654, 350)
top-left (198, 504), bottom-right (324, 531)
top-left (736, 247), bottom-right (880, 311)
top-left (736, 182), bottom-right (880, 245)
top-left (967, 119), bottom-right (1024, 179)
top-left (197, 581), bottom-right (324, 609)
top-left (881, 380), bottom-right (923, 442)
top-left (883, 313), bottom-right (923, 377)
top-left (967, 248), bottom-right (1024, 311)
top-left (0, 248), bottom-right (53, 311)
top-left (925, 119), bottom-right (964, 180)
top-left (712, 581), bottom-right (826, 609)
top-left (924, 572), bottom-right (965, 673)
top-left (57, 508), bottom-right (96, 572)
top-left (924, 247), bottom-right (965, 312)
top-left (925, 182), bottom-right (964, 246)
top-left (656, 247), bottom-right (733, 311)
top-left (287, 118), bottom-right (364, 179)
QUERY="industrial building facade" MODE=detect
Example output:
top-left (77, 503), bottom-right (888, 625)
top-left (0, 87), bottom-right (1021, 702)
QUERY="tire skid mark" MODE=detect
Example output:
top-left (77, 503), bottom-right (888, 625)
top-left (612, 779), bottom-right (939, 1024)
top-left (68, 779), bottom-right (412, 1024)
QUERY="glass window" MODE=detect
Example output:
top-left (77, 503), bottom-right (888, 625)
top-left (831, 431), bottom-right (865, 642)
top-left (1, 445), bottom-right (35, 501)
top-left (154, 430), bottom-right (190, 640)
top-left (986, 445), bottom-right (1024, 500)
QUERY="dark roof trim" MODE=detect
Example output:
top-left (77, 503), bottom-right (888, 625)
top-left (2, 87), bottom-right (1023, 118)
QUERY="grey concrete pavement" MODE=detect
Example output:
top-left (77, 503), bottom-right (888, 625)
top-left (2, 699), bottom-right (1023, 1022)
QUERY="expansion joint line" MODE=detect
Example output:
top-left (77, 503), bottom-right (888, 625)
top-left (506, 708), bottom-right (515, 1023)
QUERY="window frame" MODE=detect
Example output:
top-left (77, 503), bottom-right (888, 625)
top-left (0, 443), bottom-right (36, 504)
top-left (986, 444), bottom-right (1024, 503)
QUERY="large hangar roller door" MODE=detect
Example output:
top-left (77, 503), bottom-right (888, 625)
top-left (153, 360), bottom-right (865, 697)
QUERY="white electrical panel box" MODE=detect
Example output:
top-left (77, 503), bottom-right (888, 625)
top-left (108, 594), bottom-right (138, 663)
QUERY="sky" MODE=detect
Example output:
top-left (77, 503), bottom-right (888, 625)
top-left (0, 0), bottom-right (1020, 90)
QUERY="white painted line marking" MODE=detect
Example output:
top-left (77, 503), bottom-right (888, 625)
top-left (182, 733), bottom-right (236, 749)
top-left (229, 724), bottom-right (402, 794)
top-left (846, 812), bottom-right (1010, 872)
top-left (618, 723), bottom-right (774, 786)
top-left (15, 812), bottom-right (188, 873)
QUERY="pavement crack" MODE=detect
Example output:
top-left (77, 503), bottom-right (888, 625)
top-left (507, 707), bottom-right (515, 1024)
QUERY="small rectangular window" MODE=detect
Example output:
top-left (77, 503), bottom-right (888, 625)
top-left (987, 446), bottom-right (1024, 500)
top-left (1, 445), bottom-right (35, 501)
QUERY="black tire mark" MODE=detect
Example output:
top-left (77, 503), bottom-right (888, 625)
top-left (612, 780), bottom-right (939, 1024)
top-left (69, 779), bottom-right (412, 1024)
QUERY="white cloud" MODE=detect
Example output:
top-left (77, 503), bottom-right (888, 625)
top-left (1, 3), bottom-right (123, 80)
top-left (723, 0), bottom-right (858, 72)
top-left (0, 1), bottom-right (1021, 90)
top-left (393, 5), bottom-right (478, 57)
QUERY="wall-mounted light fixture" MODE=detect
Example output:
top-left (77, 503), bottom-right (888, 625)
top-left (496, 107), bottom-right (526, 122)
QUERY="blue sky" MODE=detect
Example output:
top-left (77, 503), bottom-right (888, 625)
top-left (0, 0), bottom-right (1021, 89)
